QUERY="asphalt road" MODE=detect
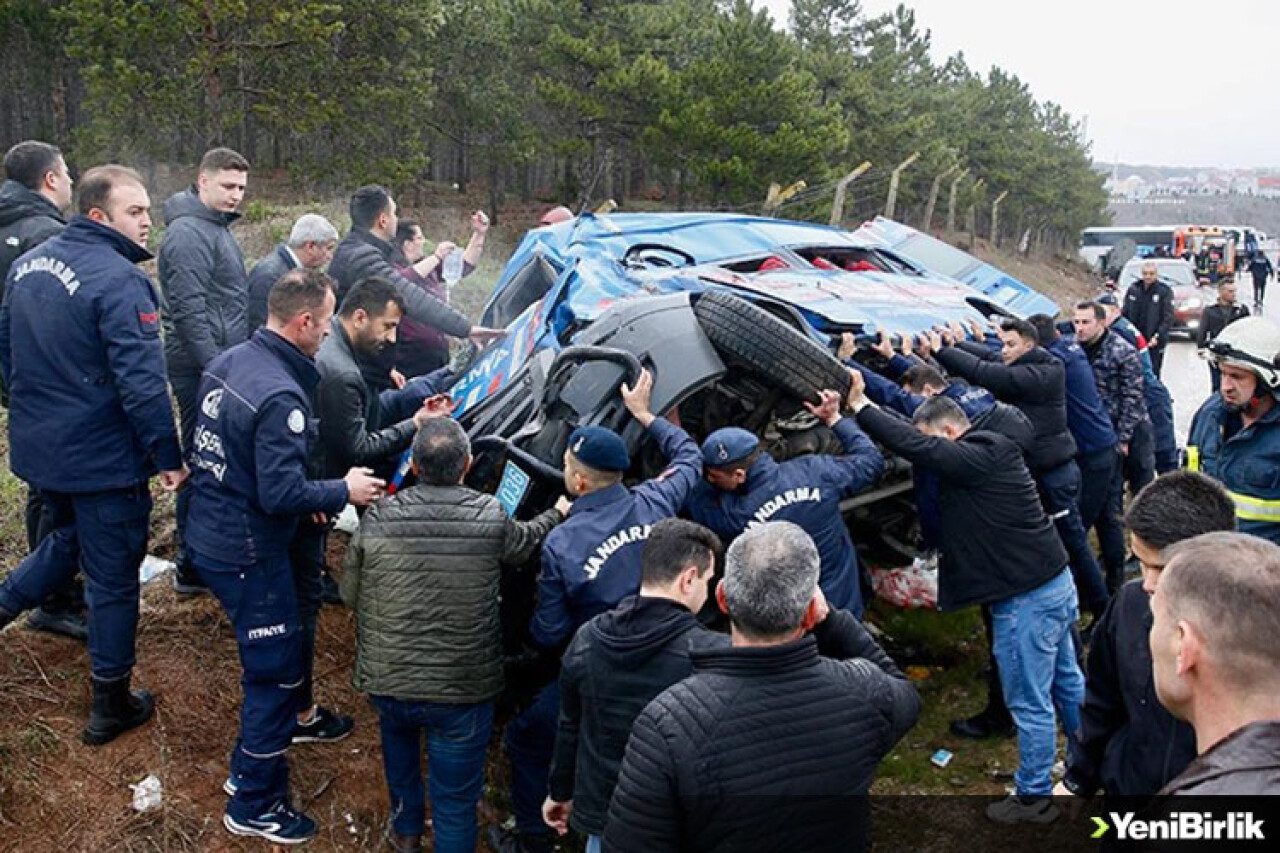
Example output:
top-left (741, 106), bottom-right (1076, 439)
top-left (1160, 292), bottom-right (1276, 445)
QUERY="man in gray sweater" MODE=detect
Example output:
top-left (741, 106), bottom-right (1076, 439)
top-left (342, 418), bottom-right (569, 853)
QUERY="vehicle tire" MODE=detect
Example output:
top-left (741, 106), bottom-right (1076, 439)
top-left (693, 290), bottom-right (850, 402)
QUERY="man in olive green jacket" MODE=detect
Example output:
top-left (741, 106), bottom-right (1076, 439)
top-left (343, 417), bottom-right (569, 853)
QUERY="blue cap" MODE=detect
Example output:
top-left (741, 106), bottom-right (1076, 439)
top-left (701, 427), bottom-right (760, 468)
top-left (567, 425), bottom-right (631, 472)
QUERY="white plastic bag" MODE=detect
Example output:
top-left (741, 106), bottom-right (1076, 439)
top-left (130, 774), bottom-right (162, 812)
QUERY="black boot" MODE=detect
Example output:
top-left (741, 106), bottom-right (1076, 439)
top-left (0, 604), bottom-right (16, 631)
top-left (82, 674), bottom-right (155, 746)
top-left (486, 825), bottom-right (555, 853)
top-left (172, 561), bottom-right (209, 596)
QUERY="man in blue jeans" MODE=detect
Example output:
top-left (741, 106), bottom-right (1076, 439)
top-left (343, 418), bottom-right (567, 853)
top-left (853, 380), bottom-right (1084, 823)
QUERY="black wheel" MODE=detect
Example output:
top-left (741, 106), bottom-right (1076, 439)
top-left (693, 290), bottom-right (850, 402)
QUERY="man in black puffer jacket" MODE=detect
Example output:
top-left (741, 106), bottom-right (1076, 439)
top-left (343, 417), bottom-right (567, 853)
top-left (328, 185), bottom-right (504, 363)
top-left (604, 522), bottom-right (919, 853)
top-left (1056, 472), bottom-right (1235, 807)
top-left (158, 147), bottom-right (250, 595)
top-left (543, 520), bottom-right (726, 851)
top-left (932, 319), bottom-right (1108, 629)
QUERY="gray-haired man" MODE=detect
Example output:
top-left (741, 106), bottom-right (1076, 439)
top-left (604, 521), bottom-right (919, 853)
top-left (246, 213), bottom-right (340, 331)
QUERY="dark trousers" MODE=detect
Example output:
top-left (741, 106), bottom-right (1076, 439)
top-left (289, 523), bottom-right (328, 711)
top-left (169, 369), bottom-right (202, 573)
top-left (1096, 458), bottom-right (1130, 593)
top-left (1037, 460), bottom-right (1109, 615)
top-left (0, 485), bottom-right (151, 679)
top-left (1148, 345), bottom-right (1166, 378)
top-left (196, 552), bottom-right (304, 821)
top-left (505, 680), bottom-right (561, 837)
top-left (371, 695), bottom-right (494, 850)
top-left (24, 484), bottom-right (84, 614)
top-left (1124, 420), bottom-right (1156, 498)
top-left (1253, 275), bottom-right (1268, 307)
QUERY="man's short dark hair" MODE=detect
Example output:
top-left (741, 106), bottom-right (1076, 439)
top-left (1161, 532), bottom-right (1280, 688)
top-left (394, 218), bottom-right (420, 253)
top-left (199, 147), bottom-right (249, 174)
top-left (268, 268), bottom-right (334, 323)
top-left (912, 395), bottom-right (970, 431)
top-left (641, 519), bottom-right (722, 588)
top-left (1125, 471), bottom-right (1237, 549)
top-left (1000, 317), bottom-right (1039, 345)
top-left (1075, 301), bottom-right (1107, 321)
top-left (4, 140), bottom-right (62, 190)
top-left (902, 364), bottom-right (948, 394)
top-left (412, 418), bottom-right (470, 485)
top-left (339, 277), bottom-right (405, 319)
top-left (350, 185), bottom-right (393, 231)
top-left (77, 165), bottom-right (144, 216)
top-left (1027, 313), bottom-right (1059, 345)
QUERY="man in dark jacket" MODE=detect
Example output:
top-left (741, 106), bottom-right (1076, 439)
top-left (1074, 301), bottom-right (1151, 591)
top-left (1149, 532), bottom-right (1280, 795)
top-left (245, 213), bottom-right (338, 332)
top-left (314, 278), bottom-right (438, 480)
top-left (1100, 294), bottom-right (1177, 476)
top-left (1197, 279), bottom-right (1250, 392)
top-left (1056, 472), bottom-right (1235, 808)
top-left (684, 389), bottom-right (883, 617)
top-left (493, 369), bottom-right (702, 853)
top-left (544, 519), bottom-right (725, 853)
top-left (344, 417), bottom-right (567, 853)
top-left (1247, 250), bottom-right (1273, 314)
top-left (328, 185), bottom-right (503, 354)
top-left (932, 319), bottom-right (1109, 624)
top-left (0, 139), bottom-right (85, 639)
top-left (184, 270), bottom-right (383, 844)
top-left (854, 386), bottom-right (1083, 823)
top-left (603, 521), bottom-right (919, 853)
top-left (1121, 261), bottom-right (1175, 376)
top-left (158, 147), bottom-right (250, 595)
top-left (0, 166), bottom-right (186, 745)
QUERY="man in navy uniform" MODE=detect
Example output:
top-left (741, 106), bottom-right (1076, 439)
top-left (0, 165), bottom-right (186, 745)
top-left (492, 367), bottom-right (702, 853)
top-left (184, 268), bottom-right (384, 844)
top-left (685, 389), bottom-right (883, 617)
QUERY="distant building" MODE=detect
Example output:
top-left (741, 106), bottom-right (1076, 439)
top-left (1259, 176), bottom-right (1280, 200)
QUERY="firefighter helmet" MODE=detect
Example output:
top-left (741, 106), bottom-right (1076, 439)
top-left (1208, 316), bottom-right (1280, 390)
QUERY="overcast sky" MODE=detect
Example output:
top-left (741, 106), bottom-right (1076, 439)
top-left (757, 0), bottom-right (1280, 169)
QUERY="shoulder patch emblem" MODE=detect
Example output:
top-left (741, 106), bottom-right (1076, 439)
top-left (201, 389), bottom-right (223, 420)
top-left (288, 409), bottom-right (306, 434)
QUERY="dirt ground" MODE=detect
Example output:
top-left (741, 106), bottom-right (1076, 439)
top-left (0, 197), bottom-right (1106, 852)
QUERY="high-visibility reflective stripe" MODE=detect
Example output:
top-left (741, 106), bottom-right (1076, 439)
top-left (1186, 445), bottom-right (1201, 472)
top-left (1230, 490), bottom-right (1280, 522)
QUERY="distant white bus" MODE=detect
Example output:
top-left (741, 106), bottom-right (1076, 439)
top-left (1079, 226), bottom-right (1178, 272)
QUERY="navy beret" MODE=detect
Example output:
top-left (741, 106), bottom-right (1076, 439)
top-left (701, 427), bottom-right (759, 468)
top-left (1096, 292), bottom-right (1119, 307)
top-left (568, 425), bottom-right (631, 472)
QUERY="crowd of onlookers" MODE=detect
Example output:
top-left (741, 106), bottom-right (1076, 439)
top-left (1, 140), bottom-right (1279, 852)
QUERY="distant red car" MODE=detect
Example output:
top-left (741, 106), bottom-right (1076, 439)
top-left (1119, 258), bottom-right (1212, 337)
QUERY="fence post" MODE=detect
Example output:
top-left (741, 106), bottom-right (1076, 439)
top-left (922, 164), bottom-right (957, 232)
top-left (966, 178), bottom-right (985, 248)
top-left (883, 152), bottom-right (920, 220)
top-left (990, 190), bottom-right (1009, 246)
top-left (945, 168), bottom-right (969, 233)
top-left (829, 161), bottom-right (872, 226)
top-left (763, 180), bottom-right (807, 217)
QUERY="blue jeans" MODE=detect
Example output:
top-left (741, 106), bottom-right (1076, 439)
top-left (586, 835), bottom-right (602, 853)
top-left (990, 569), bottom-right (1085, 796)
top-left (1037, 460), bottom-right (1109, 615)
top-left (370, 696), bottom-right (494, 852)
top-left (0, 485), bottom-right (151, 679)
top-left (505, 680), bottom-right (561, 836)
top-left (196, 552), bottom-right (303, 821)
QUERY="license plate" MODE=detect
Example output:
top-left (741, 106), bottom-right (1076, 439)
top-left (496, 460), bottom-right (532, 518)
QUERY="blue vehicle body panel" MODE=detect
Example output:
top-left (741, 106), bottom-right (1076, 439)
top-left (452, 212), bottom-right (1058, 419)
top-left (855, 216), bottom-right (1060, 319)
